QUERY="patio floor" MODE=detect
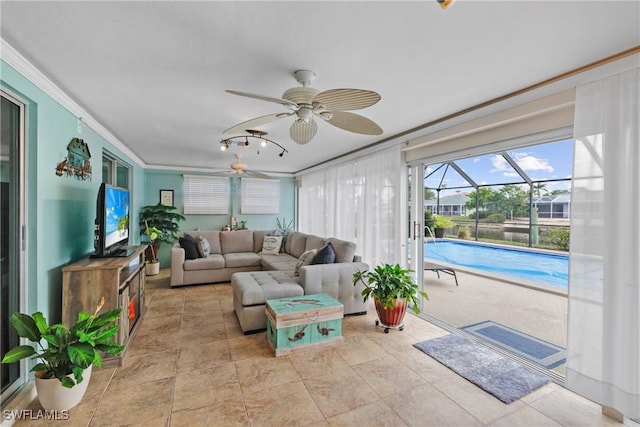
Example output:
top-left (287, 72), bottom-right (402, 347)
top-left (420, 267), bottom-right (568, 376)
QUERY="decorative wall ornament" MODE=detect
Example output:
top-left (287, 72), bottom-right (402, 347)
top-left (55, 137), bottom-right (92, 180)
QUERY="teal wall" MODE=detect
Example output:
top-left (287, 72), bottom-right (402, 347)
top-left (1, 60), bottom-right (145, 323)
top-left (0, 57), bottom-right (297, 325)
top-left (143, 169), bottom-right (296, 266)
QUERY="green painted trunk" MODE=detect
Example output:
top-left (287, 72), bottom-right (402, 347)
top-left (266, 293), bottom-right (343, 356)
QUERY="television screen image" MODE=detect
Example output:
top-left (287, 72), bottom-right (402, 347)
top-left (104, 186), bottom-right (130, 249)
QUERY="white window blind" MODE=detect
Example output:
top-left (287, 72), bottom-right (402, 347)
top-left (241, 178), bottom-right (280, 214)
top-left (183, 175), bottom-right (229, 214)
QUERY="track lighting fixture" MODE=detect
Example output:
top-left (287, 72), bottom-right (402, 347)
top-left (219, 129), bottom-right (288, 158)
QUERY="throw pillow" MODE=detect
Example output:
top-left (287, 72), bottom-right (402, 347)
top-left (271, 229), bottom-right (289, 253)
top-left (196, 235), bottom-right (211, 258)
top-left (179, 235), bottom-right (199, 260)
top-left (261, 235), bottom-right (283, 255)
top-left (311, 242), bottom-right (336, 265)
top-left (294, 249), bottom-right (317, 276)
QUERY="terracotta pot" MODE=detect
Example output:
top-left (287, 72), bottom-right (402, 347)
top-left (145, 262), bottom-right (160, 276)
top-left (35, 365), bottom-right (92, 411)
top-left (374, 297), bottom-right (408, 327)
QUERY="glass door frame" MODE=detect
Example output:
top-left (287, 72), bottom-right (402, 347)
top-left (405, 164), bottom-right (425, 310)
top-left (1, 88), bottom-right (28, 400)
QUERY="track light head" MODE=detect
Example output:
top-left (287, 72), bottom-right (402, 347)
top-left (279, 151), bottom-right (284, 158)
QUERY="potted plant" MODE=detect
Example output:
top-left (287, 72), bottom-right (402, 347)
top-left (139, 203), bottom-right (185, 267)
top-left (143, 222), bottom-right (163, 275)
top-left (1, 297), bottom-right (123, 410)
top-left (353, 264), bottom-right (428, 333)
top-left (457, 225), bottom-right (469, 239)
top-left (433, 215), bottom-right (454, 238)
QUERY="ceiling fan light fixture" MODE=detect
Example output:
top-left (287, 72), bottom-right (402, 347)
top-left (218, 131), bottom-right (288, 157)
top-left (225, 70), bottom-right (383, 144)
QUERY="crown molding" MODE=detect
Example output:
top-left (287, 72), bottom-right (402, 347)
top-left (1, 38), bottom-right (145, 167)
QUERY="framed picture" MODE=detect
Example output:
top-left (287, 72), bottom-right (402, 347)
top-left (159, 189), bottom-right (174, 207)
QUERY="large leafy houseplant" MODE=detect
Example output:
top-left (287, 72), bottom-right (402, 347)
top-left (1, 297), bottom-right (123, 388)
top-left (353, 263), bottom-right (428, 315)
top-left (139, 203), bottom-right (185, 260)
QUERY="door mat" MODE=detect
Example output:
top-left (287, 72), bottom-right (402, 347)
top-left (413, 334), bottom-right (550, 404)
top-left (460, 320), bottom-right (566, 369)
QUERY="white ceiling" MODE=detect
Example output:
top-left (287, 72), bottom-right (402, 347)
top-left (1, 1), bottom-right (638, 175)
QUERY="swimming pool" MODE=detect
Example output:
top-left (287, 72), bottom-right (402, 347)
top-left (424, 240), bottom-right (568, 288)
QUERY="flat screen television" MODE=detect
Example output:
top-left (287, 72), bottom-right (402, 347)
top-left (93, 183), bottom-right (130, 257)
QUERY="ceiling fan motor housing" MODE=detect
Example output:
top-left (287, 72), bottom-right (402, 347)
top-left (282, 87), bottom-right (319, 105)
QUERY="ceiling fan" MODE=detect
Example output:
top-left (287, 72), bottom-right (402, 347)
top-left (224, 70), bottom-right (383, 144)
top-left (217, 153), bottom-right (272, 179)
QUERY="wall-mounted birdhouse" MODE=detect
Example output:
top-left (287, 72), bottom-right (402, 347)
top-left (55, 137), bottom-right (92, 180)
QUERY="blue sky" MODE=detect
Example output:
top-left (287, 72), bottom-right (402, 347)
top-left (425, 139), bottom-right (573, 195)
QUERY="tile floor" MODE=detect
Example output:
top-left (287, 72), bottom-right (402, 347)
top-left (11, 270), bottom-right (621, 427)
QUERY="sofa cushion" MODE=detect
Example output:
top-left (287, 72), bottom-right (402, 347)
top-left (260, 253), bottom-right (298, 271)
top-left (220, 230), bottom-right (253, 253)
top-left (184, 254), bottom-right (225, 271)
top-left (312, 242), bottom-right (336, 265)
top-left (288, 232), bottom-right (308, 258)
top-left (328, 238), bottom-right (357, 263)
top-left (196, 236), bottom-right (211, 258)
top-left (261, 235), bottom-right (283, 255)
top-left (295, 249), bottom-right (317, 276)
top-left (223, 252), bottom-right (262, 268)
top-left (305, 235), bottom-right (326, 252)
top-left (253, 230), bottom-right (270, 253)
top-left (179, 235), bottom-right (199, 260)
top-left (232, 271), bottom-right (302, 306)
top-left (270, 229), bottom-right (290, 253)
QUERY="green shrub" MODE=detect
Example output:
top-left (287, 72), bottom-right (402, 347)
top-left (486, 213), bottom-right (506, 223)
top-left (547, 228), bottom-right (570, 251)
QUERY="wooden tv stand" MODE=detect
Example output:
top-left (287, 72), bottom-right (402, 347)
top-left (62, 245), bottom-right (148, 368)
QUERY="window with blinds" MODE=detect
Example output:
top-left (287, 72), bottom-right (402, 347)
top-left (241, 178), bottom-right (280, 214)
top-left (183, 175), bottom-right (229, 214)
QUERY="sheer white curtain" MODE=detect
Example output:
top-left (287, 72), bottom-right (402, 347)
top-left (298, 145), bottom-right (402, 266)
top-left (567, 67), bottom-right (639, 419)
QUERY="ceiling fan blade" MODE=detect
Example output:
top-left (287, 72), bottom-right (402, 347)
top-left (313, 89), bottom-right (381, 111)
top-left (290, 118), bottom-right (318, 144)
top-left (244, 170), bottom-right (274, 180)
top-left (325, 111), bottom-right (383, 135)
top-left (226, 90), bottom-right (298, 109)
top-left (224, 112), bottom-right (293, 135)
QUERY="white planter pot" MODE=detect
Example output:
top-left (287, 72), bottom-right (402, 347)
top-left (146, 262), bottom-right (160, 276)
top-left (35, 365), bottom-right (92, 411)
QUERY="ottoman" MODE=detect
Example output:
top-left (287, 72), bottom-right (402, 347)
top-left (232, 270), bottom-right (304, 333)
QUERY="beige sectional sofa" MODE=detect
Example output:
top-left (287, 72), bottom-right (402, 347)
top-left (170, 229), bottom-right (369, 333)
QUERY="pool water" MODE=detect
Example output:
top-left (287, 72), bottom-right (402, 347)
top-left (424, 240), bottom-right (568, 288)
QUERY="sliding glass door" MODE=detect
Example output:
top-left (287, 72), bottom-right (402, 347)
top-left (1, 90), bottom-right (26, 397)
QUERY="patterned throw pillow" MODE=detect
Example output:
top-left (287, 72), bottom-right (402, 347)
top-left (294, 249), bottom-right (317, 276)
top-left (261, 235), bottom-right (284, 255)
top-left (197, 236), bottom-right (211, 258)
top-left (311, 242), bottom-right (336, 265)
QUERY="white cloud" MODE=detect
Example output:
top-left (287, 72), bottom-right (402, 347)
top-left (513, 152), bottom-right (554, 173)
top-left (489, 155), bottom-right (508, 173)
